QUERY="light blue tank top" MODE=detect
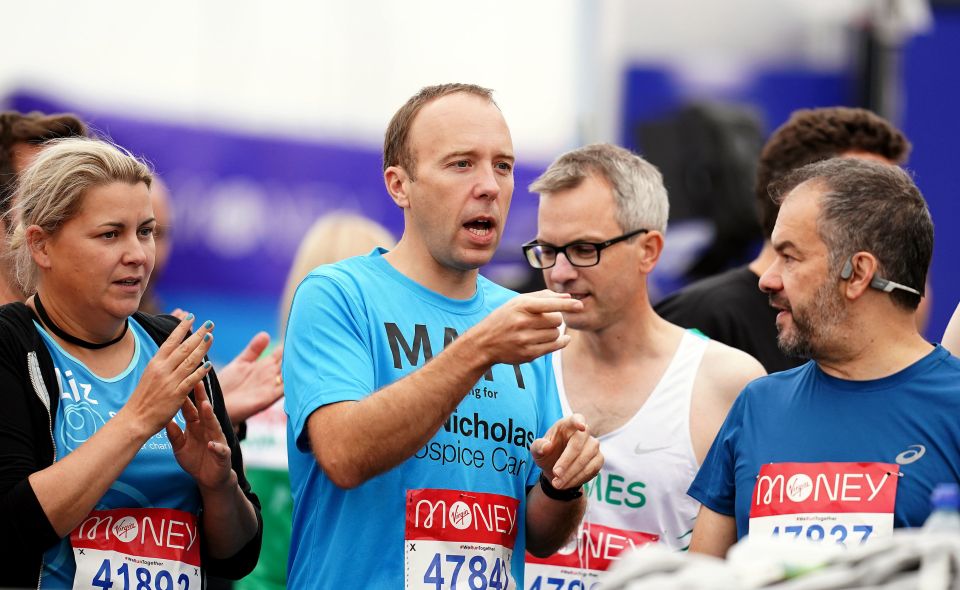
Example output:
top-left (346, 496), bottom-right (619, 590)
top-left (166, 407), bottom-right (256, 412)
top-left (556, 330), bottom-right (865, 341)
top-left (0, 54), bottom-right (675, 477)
top-left (38, 317), bottom-right (201, 587)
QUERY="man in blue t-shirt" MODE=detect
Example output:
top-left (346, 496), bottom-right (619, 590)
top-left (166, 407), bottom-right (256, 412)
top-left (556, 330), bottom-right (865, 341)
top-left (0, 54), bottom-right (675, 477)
top-left (283, 83), bottom-right (603, 589)
top-left (688, 156), bottom-right (960, 557)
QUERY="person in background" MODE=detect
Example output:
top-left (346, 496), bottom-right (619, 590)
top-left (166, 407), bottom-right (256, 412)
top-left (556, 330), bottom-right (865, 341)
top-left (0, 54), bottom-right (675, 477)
top-left (522, 144), bottom-right (763, 587)
top-left (283, 83), bottom-right (603, 588)
top-left (142, 171), bottom-right (281, 590)
top-left (278, 212), bottom-right (397, 336)
top-left (0, 111), bottom-right (87, 304)
top-left (943, 303), bottom-right (960, 354)
top-left (0, 137), bottom-right (261, 587)
top-left (688, 157), bottom-right (960, 557)
top-left (138, 176), bottom-right (174, 315)
top-left (238, 212), bottom-right (396, 590)
top-left (143, 177), bottom-right (284, 427)
top-left (656, 108), bottom-right (913, 373)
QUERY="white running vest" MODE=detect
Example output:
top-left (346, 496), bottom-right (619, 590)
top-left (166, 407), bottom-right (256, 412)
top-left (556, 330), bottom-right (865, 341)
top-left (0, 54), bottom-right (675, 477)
top-left (558, 330), bottom-right (708, 552)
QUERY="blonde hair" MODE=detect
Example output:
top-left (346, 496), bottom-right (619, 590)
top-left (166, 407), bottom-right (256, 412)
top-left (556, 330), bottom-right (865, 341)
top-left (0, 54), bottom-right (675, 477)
top-left (279, 213), bottom-right (395, 338)
top-left (8, 137), bottom-right (153, 294)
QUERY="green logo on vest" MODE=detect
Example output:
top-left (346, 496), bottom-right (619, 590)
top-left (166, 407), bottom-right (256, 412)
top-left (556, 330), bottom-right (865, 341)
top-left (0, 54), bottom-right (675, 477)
top-left (583, 471), bottom-right (646, 508)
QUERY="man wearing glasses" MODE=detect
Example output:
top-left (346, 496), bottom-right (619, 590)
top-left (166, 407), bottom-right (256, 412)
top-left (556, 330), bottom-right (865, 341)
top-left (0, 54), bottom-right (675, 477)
top-left (521, 143), bottom-right (764, 586)
top-left (689, 157), bottom-right (960, 557)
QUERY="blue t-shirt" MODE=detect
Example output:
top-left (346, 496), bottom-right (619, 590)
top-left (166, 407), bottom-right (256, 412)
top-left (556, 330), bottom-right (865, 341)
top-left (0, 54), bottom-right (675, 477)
top-left (689, 345), bottom-right (960, 540)
top-left (39, 318), bottom-right (199, 587)
top-left (283, 249), bottom-right (561, 589)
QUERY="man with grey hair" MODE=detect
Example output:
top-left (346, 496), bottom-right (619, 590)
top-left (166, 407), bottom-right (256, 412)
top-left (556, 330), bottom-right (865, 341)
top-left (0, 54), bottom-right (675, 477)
top-left (522, 143), bottom-right (764, 585)
top-left (656, 107), bottom-right (913, 374)
top-left (689, 157), bottom-right (960, 558)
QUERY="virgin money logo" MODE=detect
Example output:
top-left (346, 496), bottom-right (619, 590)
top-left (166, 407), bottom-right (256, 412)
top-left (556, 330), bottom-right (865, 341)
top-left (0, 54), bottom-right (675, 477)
top-left (449, 501), bottom-right (472, 530)
top-left (112, 516), bottom-right (139, 542)
top-left (407, 490), bottom-right (519, 546)
top-left (751, 462), bottom-right (899, 519)
top-left (786, 474), bottom-right (813, 502)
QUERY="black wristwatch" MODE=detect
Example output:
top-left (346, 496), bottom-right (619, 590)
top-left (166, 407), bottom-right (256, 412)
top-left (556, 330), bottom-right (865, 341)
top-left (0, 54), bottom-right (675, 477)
top-left (539, 473), bottom-right (583, 501)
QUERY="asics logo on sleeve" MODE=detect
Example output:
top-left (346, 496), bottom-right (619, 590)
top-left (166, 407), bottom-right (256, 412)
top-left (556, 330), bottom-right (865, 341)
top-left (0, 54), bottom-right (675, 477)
top-left (895, 445), bottom-right (926, 465)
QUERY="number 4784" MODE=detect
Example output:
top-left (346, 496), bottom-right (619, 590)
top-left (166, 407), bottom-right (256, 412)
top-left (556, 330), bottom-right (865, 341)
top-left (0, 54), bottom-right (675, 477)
top-left (423, 553), bottom-right (510, 590)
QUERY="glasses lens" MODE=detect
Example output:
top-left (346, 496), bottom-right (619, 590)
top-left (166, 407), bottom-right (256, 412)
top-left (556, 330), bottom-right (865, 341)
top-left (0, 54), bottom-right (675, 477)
top-left (567, 243), bottom-right (600, 267)
top-left (525, 245), bottom-right (554, 269)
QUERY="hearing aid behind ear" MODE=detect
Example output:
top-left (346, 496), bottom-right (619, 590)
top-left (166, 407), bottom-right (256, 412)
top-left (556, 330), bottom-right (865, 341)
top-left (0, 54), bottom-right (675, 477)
top-left (840, 256), bottom-right (921, 295)
top-left (840, 258), bottom-right (854, 280)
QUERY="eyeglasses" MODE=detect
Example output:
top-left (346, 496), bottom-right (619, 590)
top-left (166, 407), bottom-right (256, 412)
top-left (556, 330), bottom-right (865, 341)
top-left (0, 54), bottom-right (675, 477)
top-left (522, 228), bottom-right (649, 269)
top-left (840, 257), bottom-right (921, 296)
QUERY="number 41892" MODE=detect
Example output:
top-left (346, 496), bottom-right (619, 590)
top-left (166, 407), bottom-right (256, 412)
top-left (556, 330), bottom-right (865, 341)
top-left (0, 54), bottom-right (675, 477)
top-left (91, 559), bottom-right (191, 590)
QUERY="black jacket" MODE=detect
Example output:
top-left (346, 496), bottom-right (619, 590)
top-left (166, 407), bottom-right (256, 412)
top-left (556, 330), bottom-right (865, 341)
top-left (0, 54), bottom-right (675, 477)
top-left (0, 303), bottom-right (262, 588)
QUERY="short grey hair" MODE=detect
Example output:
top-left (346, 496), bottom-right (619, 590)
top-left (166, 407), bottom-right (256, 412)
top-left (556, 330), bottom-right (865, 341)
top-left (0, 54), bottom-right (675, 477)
top-left (771, 157), bottom-right (932, 310)
top-left (8, 137), bottom-right (153, 294)
top-left (529, 143), bottom-right (669, 233)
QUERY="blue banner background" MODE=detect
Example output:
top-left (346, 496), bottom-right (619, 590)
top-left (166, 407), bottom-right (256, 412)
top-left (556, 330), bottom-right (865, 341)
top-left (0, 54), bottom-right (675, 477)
top-left (7, 91), bottom-right (546, 361)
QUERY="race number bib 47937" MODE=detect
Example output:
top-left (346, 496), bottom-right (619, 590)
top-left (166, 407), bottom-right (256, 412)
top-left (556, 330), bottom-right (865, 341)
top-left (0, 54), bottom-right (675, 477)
top-left (406, 489), bottom-right (519, 590)
top-left (71, 508), bottom-right (201, 590)
top-left (749, 462), bottom-right (899, 547)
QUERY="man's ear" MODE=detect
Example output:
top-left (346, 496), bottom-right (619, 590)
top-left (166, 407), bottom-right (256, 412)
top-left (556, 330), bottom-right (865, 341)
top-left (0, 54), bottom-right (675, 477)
top-left (637, 231), bottom-right (665, 274)
top-left (25, 225), bottom-right (53, 270)
top-left (841, 251), bottom-right (879, 301)
top-left (384, 165), bottom-right (413, 209)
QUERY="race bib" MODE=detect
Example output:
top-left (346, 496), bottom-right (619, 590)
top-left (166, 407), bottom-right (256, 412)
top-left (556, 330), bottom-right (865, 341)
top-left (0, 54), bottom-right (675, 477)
top-left (405, 489), bottom-right (519, 589)
top-left (524, 522), bottom-right (658, 590)
top-left (71, 508), bottom-right (201, 590)
top-left (749, 462), bottom-right (899, 546)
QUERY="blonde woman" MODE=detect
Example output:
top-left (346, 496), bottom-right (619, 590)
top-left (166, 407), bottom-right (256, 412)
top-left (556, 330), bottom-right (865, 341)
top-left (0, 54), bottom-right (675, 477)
top-left (0, 138), bottom-right (261, 588)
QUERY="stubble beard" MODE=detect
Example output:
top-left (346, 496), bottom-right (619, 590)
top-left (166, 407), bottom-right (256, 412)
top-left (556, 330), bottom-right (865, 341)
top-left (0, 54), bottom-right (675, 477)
top-left (776, 280), bottom-right (847, 360)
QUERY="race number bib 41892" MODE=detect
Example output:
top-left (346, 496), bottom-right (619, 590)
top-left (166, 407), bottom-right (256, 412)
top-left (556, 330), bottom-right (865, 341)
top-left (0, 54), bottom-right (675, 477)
top-left (749, 462), bottom-right (899, 547)
top-left (71, 508), bottom-right (201, 590)
top-left (406, 489), bottom-right (519, 590)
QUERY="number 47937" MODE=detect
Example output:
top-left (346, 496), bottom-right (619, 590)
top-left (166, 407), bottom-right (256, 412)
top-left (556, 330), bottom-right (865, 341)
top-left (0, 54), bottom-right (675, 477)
top-left (771, 524), bottom-right (873, 545)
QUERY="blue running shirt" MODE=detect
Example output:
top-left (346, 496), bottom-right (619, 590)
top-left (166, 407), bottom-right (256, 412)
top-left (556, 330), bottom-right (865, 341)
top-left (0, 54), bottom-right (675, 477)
top-left (689, 346), bottom-right (960, 542)
top-left (283, 249), bottom-right (562, 589)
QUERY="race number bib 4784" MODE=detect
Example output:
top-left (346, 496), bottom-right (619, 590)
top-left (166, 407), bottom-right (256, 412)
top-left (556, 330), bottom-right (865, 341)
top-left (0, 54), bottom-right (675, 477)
top-left (749, 462), bottom-right (899, 547)
top-left (71, 508), bottom-right (201, 590)
top-left (406, 489), bottom-right (519, 590)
